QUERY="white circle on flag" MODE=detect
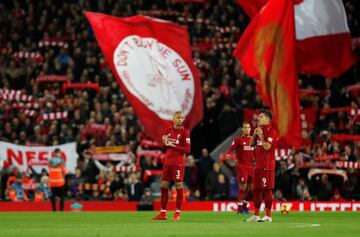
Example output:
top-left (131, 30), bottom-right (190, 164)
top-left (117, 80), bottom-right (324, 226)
top-left (113, 35), bottom-right (195, 120)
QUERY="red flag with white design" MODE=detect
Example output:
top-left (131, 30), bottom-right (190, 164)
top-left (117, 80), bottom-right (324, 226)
top-left (85, 12), bottom-right (203, 143)
top-left (233, 0), bottom-right (302, 147)
top-left (236, 0), bottom-right (356, 77)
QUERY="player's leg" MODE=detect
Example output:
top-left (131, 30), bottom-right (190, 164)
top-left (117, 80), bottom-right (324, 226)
top-left (258, 170), bottom-right (274, 222)
top-left (237, 167), bottom-right (250, 214)
top-left (153, 166), bottom-right (171, 220)
top-left (246, 169), bottom-right (261, 222)
top-left (173, 164), bottom-right (185, 220)
top-left (263, 188), bottom-right (273, 219)
top-left (237, 182), bottom-right (247, 214)
top-left (243, 168), bottom-right (254, 213)
top-left (242, 181), bottom-right (253, 214)
top-left (173, 181), bottom-right (183, 220)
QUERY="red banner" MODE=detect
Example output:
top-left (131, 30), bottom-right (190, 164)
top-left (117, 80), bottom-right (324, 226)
top-left (0, 201), bottom-right (359, 212)
top-left (234, 0), bottom-right (301, 148)
top-left (85, 12), bottom-right (203, 143)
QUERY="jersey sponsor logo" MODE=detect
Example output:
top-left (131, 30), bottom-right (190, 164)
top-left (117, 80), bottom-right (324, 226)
top-left (113, 35), bottom-right (195, 120)
top-left (243, 146), bottom-right (254, 151)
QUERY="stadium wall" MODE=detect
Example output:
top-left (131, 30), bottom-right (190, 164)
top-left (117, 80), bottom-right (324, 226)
top-left (0, 201), bottom-right (359, 212)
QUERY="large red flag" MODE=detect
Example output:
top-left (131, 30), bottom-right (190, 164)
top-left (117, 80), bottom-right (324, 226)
top-left (233, 0), bottom-right (302, 147)
top-left (237, 0), bottom-right (356, 78)
top-left (85, 12), bottom-right (203, 143)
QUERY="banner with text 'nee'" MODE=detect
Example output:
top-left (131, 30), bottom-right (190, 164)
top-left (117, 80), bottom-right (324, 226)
top-left (0, 142), bottom-right (78, 173)
top-left (85, 12), bottom-right (203, 143)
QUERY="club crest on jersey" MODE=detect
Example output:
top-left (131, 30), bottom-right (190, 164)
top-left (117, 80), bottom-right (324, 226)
top-left (113, 35), bottom-right (195, 120)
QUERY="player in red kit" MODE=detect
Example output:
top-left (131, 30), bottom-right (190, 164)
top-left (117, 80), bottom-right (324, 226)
top-left (246, 109), bottom-right (278, 223)
top-left (226, 122), bottom-right (254, 214)
top-left (152, 111), bottom-right (190, 221)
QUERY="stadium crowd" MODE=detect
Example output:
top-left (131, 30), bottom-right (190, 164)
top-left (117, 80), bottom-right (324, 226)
top-left (0, 0), bottom-right (359, 203)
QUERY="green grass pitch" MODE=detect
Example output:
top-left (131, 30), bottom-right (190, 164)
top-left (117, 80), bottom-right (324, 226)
top-left (0, 211), bottom-right (358, 237)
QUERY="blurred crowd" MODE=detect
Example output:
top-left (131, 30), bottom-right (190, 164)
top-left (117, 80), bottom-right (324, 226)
top-left (0, 0), bottom-right (359, 203)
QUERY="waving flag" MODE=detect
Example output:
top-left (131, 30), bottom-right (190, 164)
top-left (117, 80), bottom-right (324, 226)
top-left (233, 0), bottom-right (302, 147)
top-left (236, 0), bottom-right (356, 77)
top-left (85, 12), bottom-right (203, 142)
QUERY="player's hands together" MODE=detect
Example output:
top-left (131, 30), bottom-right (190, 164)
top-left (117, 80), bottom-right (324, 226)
top-left (162, 135), bottom-right (169, 144)
top-left (254, 127), bottom-right (263, 136)
top-left (165, 140), bottom-right (176, 147)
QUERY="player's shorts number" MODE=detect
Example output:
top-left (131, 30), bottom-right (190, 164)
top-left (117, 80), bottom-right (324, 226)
top-left (176, 170), bottom-right (180, 179)
top-left (262, 178), bottom-right (267, 187)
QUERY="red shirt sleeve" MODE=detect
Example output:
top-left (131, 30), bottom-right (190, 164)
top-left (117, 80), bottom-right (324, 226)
top-left (265, 128), bottom-right (277, 146)
top-left (227, 137), bottom-right (239, 155)
top-left (173, 129), bottom-right (191, 153)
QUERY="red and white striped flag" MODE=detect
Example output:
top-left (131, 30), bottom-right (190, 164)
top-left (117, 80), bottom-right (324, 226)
top-left (38, 111), bottom-right (68, 121)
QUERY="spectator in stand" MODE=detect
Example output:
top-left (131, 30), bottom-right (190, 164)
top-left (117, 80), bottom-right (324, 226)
top-left (213, 174), bottom-right (229, 201)
top-left (275, 161), bottom-right (293, 199)
top-left (274, 189), bottom-right (287, 201)
top-left (81, 151), bottom-right (99, 199)
top-left (344, 145), bottom-right (357, 162)
top-left (137, 188), bottom-right (154, 211)
top-left (34, 176), bottom-right (51, 202)
top-left (67, 167), bottom-right (84, 200)
top-left (205, 163), bottom-right (222, 200)
top-left (315, 174), bottom-right (333, 201)
top-left (184, 155), bottom-right (198, 192)
top-left (197, 148), bottom-right (214, 197)
top-left (7, 174), bottom-right (29, 202)
top-left (127, 173), bottom-right (143, 201)
top-left (296, 178), bottom-right (310, 201)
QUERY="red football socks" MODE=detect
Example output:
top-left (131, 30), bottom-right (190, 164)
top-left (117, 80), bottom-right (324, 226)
top-left (176, 188), bottom-right (183, 210)
top-left (238, 189), bottom-right (246, 204)
top-left (161, 187), bottom-right (168, 211)
top-left (253, 189), bottom-right (262, 216)
top-left (263, 189), bottom-right (273, 217)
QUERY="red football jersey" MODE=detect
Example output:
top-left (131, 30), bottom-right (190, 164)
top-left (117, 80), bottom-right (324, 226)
top-left (254, 124), bottom-right (278, 170)
top-left (163, 125), bottom-right (191, 166)
top-left (227, 136), bottom-right (254, 168)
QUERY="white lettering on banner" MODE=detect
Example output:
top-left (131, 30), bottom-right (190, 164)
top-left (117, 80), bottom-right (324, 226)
top-left (311, 203), bottom-right (315, 212)
top-left (0, 142), bottom-right (78, 173)
top-left (328, 203), bottom-right (340, 211)
top-left (317, 203), bottom-right (327, 211)
top-left (353, 203), bottom-right (360, 211)
top-left (212, 202), bottom-right (360, 212)
top-left (340, 203), bottom-right (351, 211)
top-left (113, 35), bottom-right (195, 120)
top-left (299, 203), bottom-right (304, 211)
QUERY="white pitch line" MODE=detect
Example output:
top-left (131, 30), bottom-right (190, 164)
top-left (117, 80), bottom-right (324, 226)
top-left (289, 223), bottom-right (321, 228)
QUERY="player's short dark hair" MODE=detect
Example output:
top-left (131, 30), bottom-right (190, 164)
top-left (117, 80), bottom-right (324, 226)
top-left (242, 121), bottom-right (251, 126)
top-left (54, 148), bottom-right (61, 154)
top-left (260, 109), bottom-right (272, 121)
